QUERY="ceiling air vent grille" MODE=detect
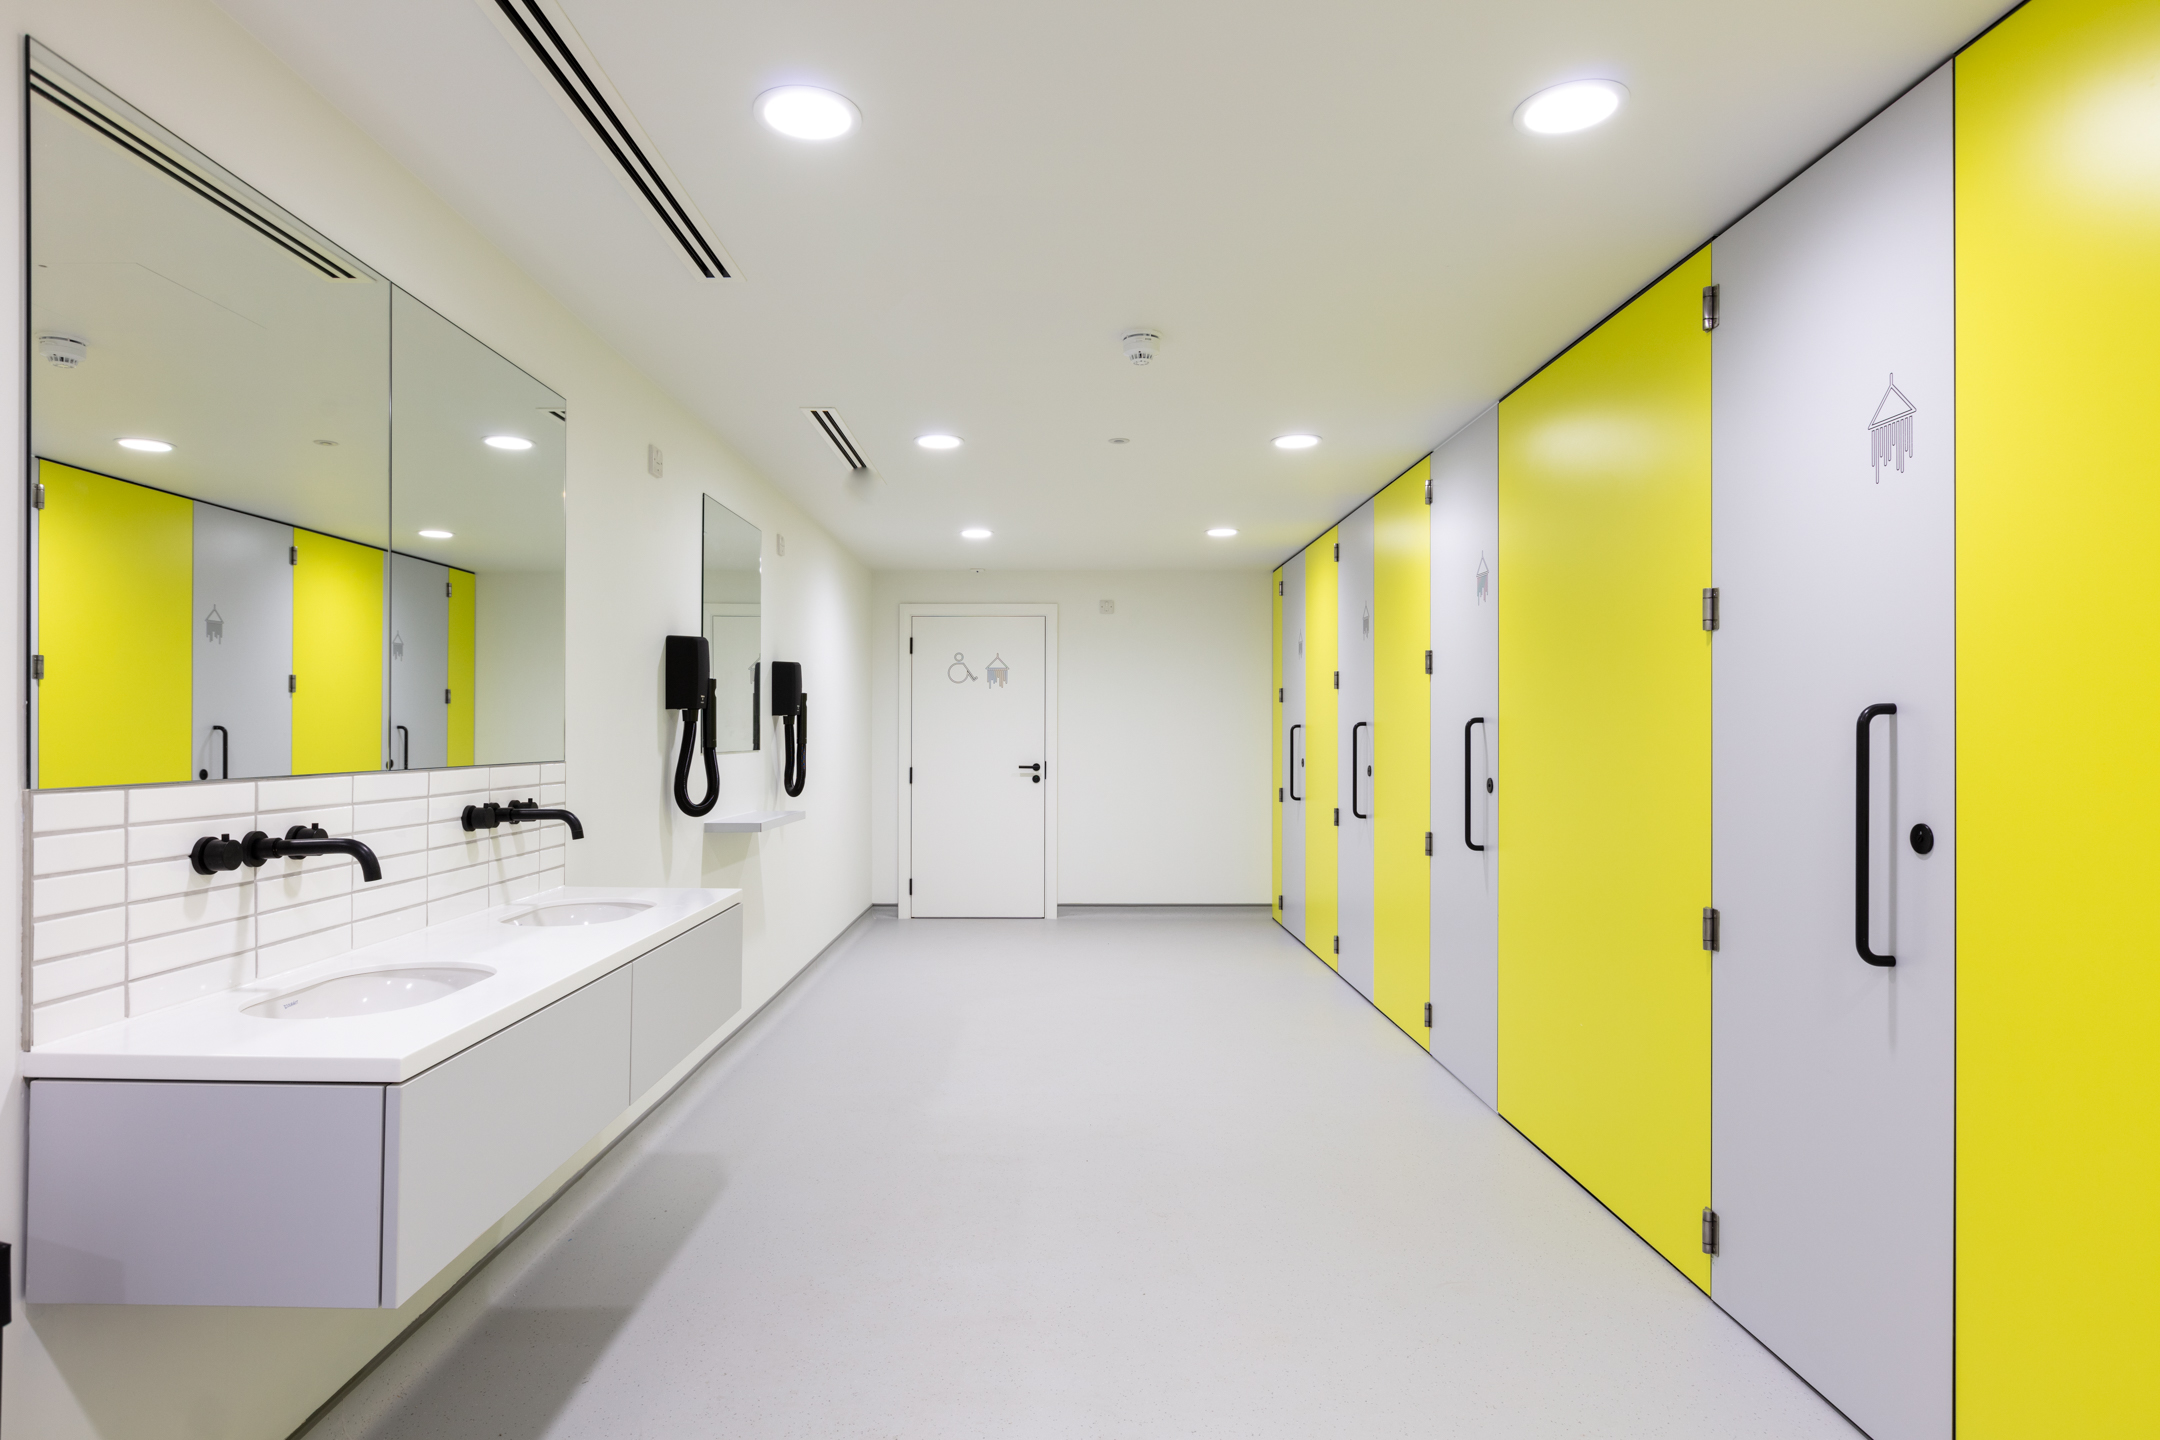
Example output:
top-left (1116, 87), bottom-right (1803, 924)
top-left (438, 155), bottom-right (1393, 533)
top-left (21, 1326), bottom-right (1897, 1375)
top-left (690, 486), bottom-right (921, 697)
top-left (483, 0), bottom-right (735, 280)
top-left (28, 44), bottom-right (374, 282)
top-left (803, 409), bottom-right (872, 474)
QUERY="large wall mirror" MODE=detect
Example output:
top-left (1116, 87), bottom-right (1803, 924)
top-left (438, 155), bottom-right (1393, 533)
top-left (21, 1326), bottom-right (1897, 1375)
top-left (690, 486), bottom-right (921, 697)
top-left (701, 496), bottom-right (761, 754)
top-left (26, 43), bottom-right (566, 789)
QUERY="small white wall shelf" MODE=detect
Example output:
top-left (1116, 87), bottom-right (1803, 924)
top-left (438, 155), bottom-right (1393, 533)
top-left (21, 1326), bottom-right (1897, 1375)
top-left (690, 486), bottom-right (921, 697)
top-left (704, 811), bottom-right (805, 834)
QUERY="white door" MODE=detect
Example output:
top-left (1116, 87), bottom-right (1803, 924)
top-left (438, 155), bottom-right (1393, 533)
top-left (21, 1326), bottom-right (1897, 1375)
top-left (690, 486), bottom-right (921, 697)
top-left (1336, 503), bottom-right (1376, 999)
top-left (910, 615), bottom-right (1048, 918)
top-left (1429, 409), bottom-right (1500, 1109)
top-left (1280, 555), bottom-right (1307, 942)
top-left (1709, 66), bottom-right (1953, 1440)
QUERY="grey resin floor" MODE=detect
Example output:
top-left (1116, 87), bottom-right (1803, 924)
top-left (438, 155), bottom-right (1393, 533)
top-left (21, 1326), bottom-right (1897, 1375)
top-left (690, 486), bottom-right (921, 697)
top-left (311, 906), bottom-right (1855, 1440)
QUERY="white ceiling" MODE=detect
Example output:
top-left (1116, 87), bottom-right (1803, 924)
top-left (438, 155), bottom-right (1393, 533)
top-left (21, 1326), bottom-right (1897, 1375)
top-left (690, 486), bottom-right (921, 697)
top-left (216, 0), bottom-right (2009, 571)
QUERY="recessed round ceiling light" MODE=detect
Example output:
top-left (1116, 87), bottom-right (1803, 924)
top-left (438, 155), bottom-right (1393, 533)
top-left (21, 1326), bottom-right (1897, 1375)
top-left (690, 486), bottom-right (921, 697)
top-left (1273, 434), bottom-right (1320, 450)
top-left (916, 434), bottom-right (962, 450)
top-left (417, 529), bottom-right (453, 539)
top-left (484, 435), bottom-right (533, 451)
top-left (1514, 79), bottom-right (1627, 135)
top-left (118, 437), bottom-right (172, 453)
top-left (758, 86), bottom-right (859, 140)
top-left (1207, 527), bottom-right (1239, 538)
top-left (1108, 437), bottom-right (1130, 445)
top-left (960, 527), bottom-right (992, 540)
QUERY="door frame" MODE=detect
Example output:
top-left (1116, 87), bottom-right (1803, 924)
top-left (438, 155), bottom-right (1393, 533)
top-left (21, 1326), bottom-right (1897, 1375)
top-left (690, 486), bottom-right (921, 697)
top-left (896, 602), bottom-right (1059, 920)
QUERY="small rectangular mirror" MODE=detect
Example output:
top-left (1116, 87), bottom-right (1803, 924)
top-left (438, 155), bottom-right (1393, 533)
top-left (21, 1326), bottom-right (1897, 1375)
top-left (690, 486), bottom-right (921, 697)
top-left (388, 290), bottom-right (566, 769)
top-left (701, 496), bottom-right (761, 754)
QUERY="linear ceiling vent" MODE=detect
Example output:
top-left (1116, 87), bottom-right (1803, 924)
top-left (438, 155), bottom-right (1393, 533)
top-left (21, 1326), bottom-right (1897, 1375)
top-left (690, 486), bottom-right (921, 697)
top-left (27, 45), bottom-right (374, 282)
top-left (481, 0), bottom-right (736, 280)
top-left (803, 409), bottom-right (875, 476)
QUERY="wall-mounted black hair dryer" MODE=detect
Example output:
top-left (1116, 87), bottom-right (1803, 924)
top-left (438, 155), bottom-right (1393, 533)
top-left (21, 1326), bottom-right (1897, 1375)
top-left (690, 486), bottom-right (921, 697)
top-left (666, 635), bottom-right (719, 817)
top-left (771, 660), bottom-right (807, 798)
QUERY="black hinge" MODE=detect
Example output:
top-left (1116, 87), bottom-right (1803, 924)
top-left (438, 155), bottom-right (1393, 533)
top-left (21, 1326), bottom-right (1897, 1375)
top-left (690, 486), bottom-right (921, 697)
top-left (908, 767), bottom-right (913, 783)
top-left (1332, 935), bottom-right (1340, 955)
top-left (1278, 787), bottom-right (1284, 802)
top-left (1333, 671), bottom-right (1339, 690)
top-left (32, 483), bottom-right (45, 510)
top-left (289, 545), bottom-right (298, 565)
top-left (1423, 1002), bottom-right (1432, 1027)
top-left (1278, 579), bottom-right (1284, 595)
top-left (1702, 907), bottom-right (1721, 952)
top-left (31, 655), bottom-right (44, 681)
top-left (1702, 587), bottom-right (1720, 632)
top-left (1332, 542), bottom-right (1339, 561)
top-left (1424, 476), bottom-right (1432, 504)
top-left (1278, 687), bottom-right (1284, 702)
top-left (1333, 808), bottom-right (1340, 826)
top-left (1424, 832), bottom-right (1433, 856)
top-left (445, 688), bottom-right (452, 705)
top-left (1276, 894), bottom-right (1283, 910)
top-left (1701, 284), bottom-right (1720, 332)
top-left (909, 637), bottom-right (914, 653)
top-left (445, 580), bottom-right (453, 597)
top-left (908, 879), bottom-right (913, 895)
top-left (1424, 650), bottom-right (1432, 675)
top-left (288, 674), bottom-right (297, 693)
top-left (1702, 1207), bottom-right (1719, 1254)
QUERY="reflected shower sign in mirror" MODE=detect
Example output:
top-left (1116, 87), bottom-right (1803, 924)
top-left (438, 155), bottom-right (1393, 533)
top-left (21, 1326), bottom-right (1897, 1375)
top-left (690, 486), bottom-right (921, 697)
top-left (388, 291), bottom-right (566, 769)
top-left (28, 42), bottom-right (390, 789)
top-left (703, 497), bottom-right (762, 754)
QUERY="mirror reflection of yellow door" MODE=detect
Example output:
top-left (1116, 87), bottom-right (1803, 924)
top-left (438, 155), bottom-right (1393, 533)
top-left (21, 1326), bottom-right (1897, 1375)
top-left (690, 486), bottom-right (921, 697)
top-left (292, 528), bottom-right (384, 776)
top-left (448, 568), bottom-right (475, 767)
top-left (35, 460), bottom-right (191, 789)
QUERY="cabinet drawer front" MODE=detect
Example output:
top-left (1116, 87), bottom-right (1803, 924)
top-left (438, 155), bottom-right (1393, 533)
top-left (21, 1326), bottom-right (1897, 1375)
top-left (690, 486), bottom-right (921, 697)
top-left (631, 906), bottom-right (744, 1096)
top-left (27, 1079), bottom-right (385, 1307)
top-left (385, 966), bottom-right (631, 1305)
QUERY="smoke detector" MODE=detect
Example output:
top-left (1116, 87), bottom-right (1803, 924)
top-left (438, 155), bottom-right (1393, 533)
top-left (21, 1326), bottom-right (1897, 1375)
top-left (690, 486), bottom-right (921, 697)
top-left (39, 334), bottom-right (85, 369)
top-left (1120, 331), bottom-right (1160, 366)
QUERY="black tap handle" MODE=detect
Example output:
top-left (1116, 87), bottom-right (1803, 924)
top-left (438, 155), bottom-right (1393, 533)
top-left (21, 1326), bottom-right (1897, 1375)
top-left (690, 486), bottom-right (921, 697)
top-left (189, 833), bottom-right (245, 876)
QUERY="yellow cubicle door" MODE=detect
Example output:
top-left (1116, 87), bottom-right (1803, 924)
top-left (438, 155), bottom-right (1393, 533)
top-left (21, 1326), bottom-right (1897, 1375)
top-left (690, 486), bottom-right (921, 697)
top-left (34, 460), bottom-right (192, 788)
top-left (1303, 528), bottom-right (1339, 966)
top-left (1374, 459), bottom-right (1431, 1045)
top-left (448, 568), bottom-right (476, 767)
top-left (292, 528), bottom-right (384, 776)
top-left (1958, 3), bottom-right (2160, 1432)
top-left (1272, 565), bottom-right (1284, 923)
top-left (1497, 251), bottom-right (1714, 1289)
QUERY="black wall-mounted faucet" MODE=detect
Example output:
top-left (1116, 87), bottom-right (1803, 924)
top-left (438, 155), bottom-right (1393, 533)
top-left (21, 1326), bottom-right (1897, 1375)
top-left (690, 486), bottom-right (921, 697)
top-left (190, 825), bottom-right (383, 882)
top-left (461, 798), bottom-right (584, 840)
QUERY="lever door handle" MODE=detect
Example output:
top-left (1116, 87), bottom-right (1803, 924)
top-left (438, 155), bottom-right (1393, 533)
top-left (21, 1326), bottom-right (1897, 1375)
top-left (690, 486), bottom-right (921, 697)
top-left (1017, 763), bottom-right (1041, 771)
top-left (1855, 703), bottom-right (1897, 967)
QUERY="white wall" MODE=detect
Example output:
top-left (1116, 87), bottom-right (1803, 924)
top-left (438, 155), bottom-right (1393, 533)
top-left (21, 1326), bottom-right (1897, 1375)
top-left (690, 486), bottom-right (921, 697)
top-left (474, 568), bottom-right (566, 764)
top-left (0, 2), bottom-right (871, 1436)
top-left (870, 570), bottom-right (1270, 906)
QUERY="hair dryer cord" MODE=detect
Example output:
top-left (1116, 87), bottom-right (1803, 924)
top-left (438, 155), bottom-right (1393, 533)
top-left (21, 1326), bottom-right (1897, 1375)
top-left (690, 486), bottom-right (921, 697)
top-left (674, 678), bottom-right (720, 817)
top-left (782, 693), bottom-right (808, 798)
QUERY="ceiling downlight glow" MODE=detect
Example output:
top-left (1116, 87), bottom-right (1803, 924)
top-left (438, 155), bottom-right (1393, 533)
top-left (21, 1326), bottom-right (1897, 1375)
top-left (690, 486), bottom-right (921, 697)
top-left (960, 527), bottom-right (992, 540)
top-left (758, 86), bottom-right (859, 140)
top-left (1515, 80), bottom-right (1627, 135)
top-left (417, 529), bottom-right (453, 539)
top-left (916, 434), bottom-right (962, 450)
top-left (1273, 434), bottom-right (1320, 450)
top-left (1207, 527), bottom-right (1238, 538)
top-left (484, 435), bottom-right (533, 451)
top-left (118, 437), bottom-right (172, 453)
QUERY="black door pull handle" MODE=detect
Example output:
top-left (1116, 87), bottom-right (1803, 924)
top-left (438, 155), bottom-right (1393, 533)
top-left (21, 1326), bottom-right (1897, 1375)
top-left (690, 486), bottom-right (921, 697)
top-left (1350, 722), bottom-right (1369, 819)
top-left (1464, 717), bottom-right (1487, 852)
top-left (1287, 724), bottom-right (1303, 800)
top-left (1856, 703), bottom-right (1896, 967)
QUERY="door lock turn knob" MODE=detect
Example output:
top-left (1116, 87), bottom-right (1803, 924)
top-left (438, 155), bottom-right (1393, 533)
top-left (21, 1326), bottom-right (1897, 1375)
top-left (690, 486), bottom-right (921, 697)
top-left (1910, 823), bottom-right (1935, 855)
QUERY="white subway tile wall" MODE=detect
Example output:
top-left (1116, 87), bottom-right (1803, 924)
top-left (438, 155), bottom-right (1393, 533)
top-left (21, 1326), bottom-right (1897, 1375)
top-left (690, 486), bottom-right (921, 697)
top-left (27, 763), bottom-right (568, 1045)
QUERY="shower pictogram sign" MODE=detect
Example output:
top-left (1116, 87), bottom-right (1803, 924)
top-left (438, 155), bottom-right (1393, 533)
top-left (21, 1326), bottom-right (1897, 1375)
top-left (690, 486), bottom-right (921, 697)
top-left (204, 606), bottom-right (224, 643)
top-left (986, 654), bottom-right (1009, 688)
top-left (1869, 374), bottom-right (1916, 479)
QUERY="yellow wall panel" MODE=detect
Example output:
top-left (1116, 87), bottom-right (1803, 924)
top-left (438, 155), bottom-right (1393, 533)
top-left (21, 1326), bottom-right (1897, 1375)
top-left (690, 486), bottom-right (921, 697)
top-left (1272, 565), bottom-right (1284, 922)
top-left (1957, 3), bottom-right (2160, 1431)
top-left (1303, 529), bottom-right (1339, 965)
top-left (35, 461), bottom-right (192, 788)
top-left (292, 528), bottom-right (383, 775)
top-left (448, 568), bottom-right (476, 768)
top-left (1374, 460), bottom-right (1431, 1044)
top-left (1497, 252), bottom-right (1713, 1288)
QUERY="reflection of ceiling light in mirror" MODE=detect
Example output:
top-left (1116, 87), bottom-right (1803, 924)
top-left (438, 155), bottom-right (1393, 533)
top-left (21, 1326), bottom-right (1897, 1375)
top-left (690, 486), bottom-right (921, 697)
top-left (484, 435), bottom-right (533, 450)
top-left (1273, 434), bottom-right (1320, 450)
top-left (418, 529), bottom-right (453, 539)
top-left (1515, 80), bottom-right (1627, 135)
top-left (118, 437), bottom-right (172, 452)
top-left (313, 439), bottom-right (338, 447)
top-left (758, 86), bottom-right (859, 140)
top-left (917, 434), bottom-right (962, 449)
top-left (960, 528), bottom-right (992, 540)
top-left (1207, 527), bottom-right (1238, 538)
top-left (1108, 437), bottom-right (1130, 444)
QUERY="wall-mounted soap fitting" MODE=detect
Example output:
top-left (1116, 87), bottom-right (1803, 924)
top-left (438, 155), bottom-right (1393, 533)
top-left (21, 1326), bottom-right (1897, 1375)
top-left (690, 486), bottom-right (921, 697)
top-left (461, 798), bottom-right (584, 840)
top-left (190, 826), bottom-right (383, 881)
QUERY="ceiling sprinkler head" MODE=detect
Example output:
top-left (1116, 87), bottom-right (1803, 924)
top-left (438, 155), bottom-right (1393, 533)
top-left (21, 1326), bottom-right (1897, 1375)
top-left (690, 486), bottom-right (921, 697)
top-left (39, 334), bottom-right (85, 369)
top-left (1121, 331), bottom-right (1160, 366)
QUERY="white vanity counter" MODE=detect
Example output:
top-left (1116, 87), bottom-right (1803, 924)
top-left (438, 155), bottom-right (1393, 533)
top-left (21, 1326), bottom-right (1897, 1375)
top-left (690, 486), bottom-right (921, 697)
top-left (25, 885), bottom-right (741, 1083)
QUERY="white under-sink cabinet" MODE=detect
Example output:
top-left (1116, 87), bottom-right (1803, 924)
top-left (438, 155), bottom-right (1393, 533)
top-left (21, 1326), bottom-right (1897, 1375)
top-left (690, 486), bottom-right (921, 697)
top-left (26, 907), bottom-right (743, 1307)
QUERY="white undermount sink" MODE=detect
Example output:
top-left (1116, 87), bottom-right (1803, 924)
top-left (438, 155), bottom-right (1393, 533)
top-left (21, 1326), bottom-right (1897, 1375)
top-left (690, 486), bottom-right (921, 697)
top-left (504, 902), bottom-right (652, 928)
top-left (246, 965), bottom-right (494, 1020)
